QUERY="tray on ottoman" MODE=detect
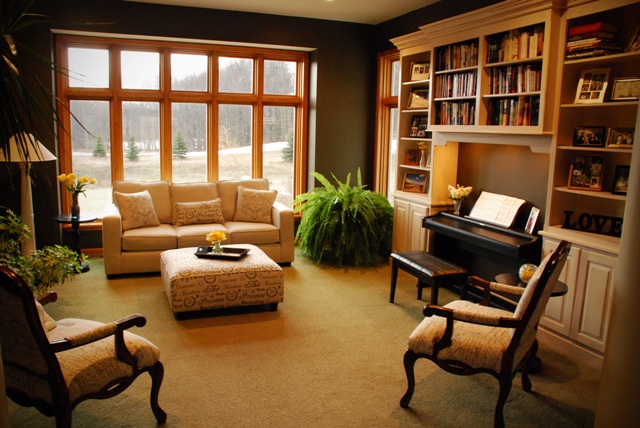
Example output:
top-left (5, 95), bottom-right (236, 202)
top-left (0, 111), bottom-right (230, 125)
top-left (195, 246), bottom-right (249, 261)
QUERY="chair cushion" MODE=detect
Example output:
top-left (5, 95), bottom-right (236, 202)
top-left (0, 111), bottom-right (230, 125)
top-left (121, 224), bottom-right (177, 251)
top-left (114, 190), bottom-right (161, 231)
top-left (48, 318), bottom-right (161, 403)
top-left (233, 186), bottom-right (277, 223)
top-left (407, 300), bottom-right (519, 372)
top-left (175, 199), bottom-right (225, 226)
top-left (175, 223), bottom-right (229, 248)
top-left (35, 300), bottom-right (57, 332)
top-left (225, 221), bottom-right (280, 245)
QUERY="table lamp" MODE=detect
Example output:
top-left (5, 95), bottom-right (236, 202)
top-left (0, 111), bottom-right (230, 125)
top-left (0, 133), bottom-right (57, 255)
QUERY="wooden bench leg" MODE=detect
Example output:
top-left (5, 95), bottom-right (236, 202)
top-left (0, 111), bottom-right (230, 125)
top-left (431, 282), bottom-right (440, 305)
top-left (390, 260), bottom-right (399, 303)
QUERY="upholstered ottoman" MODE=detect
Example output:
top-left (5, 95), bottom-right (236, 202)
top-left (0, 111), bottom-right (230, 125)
top-left (160, 244), bottom-right (283, 317)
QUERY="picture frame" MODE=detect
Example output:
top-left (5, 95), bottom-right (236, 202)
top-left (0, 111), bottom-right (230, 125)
top-left (574, 68), bottom-right (610, 104)
top-left (525, 207), bottom-right (540, 235)
top-left (568, 155), bottom-right (604, 191)
top-left (407, 88), bottom-right (430, 109)
top-left (573, 126), bottom-right (605, 147)
top-left (625, 26), bottom-right (640, 52)
top-left (405, 149), bottom-right (420, 166)
top-left (606, 127), bottom-right (634, 148)
top-left (612, 165), bottom-right (630, 195)
top-left (610, 77), bottom-right (640, 101)
top-left (402, 173), bottom-right (427, 193)
top-left (410, 62), bottom-right (430, 81)
top-left (409, 115), bottom-right (429, 137)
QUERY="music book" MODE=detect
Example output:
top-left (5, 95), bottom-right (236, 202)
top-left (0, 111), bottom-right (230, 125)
top-left (467, 191), bottom-right (525, 228)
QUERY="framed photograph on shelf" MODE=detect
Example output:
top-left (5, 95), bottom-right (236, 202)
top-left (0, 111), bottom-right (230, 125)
top-left (625, 26), bottom-right (640, 52)
top-left (410, 62), bottom-right (430, 81)
top-left (612, 165), bottom-right (630, 195)
top-left (402, 173), bottom-right (427, 193)
top-left (407, 88), bottom-right (430, 109)
top-left (409, 115), bottom-right (429, 137)
top-left (525, 207), bottom-right (540, 235)
top-left (606, 128), bottom-right (634, 148)
top-left (574, 68), bottom-right (610, 104)
top-left (568, 155), bottom-right (604, 191)
top-left (610, 77), bottom-right (640, 101)
top-left (573, 126), bottom-right (605, 147)
top-left (405, 149), bottom-right (420, 166)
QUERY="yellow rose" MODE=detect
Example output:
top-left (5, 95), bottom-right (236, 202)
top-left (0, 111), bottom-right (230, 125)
top-left (90, 177), bottom-right (97, 184)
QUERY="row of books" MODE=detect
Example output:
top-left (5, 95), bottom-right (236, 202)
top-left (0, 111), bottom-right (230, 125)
top-left (486, 96), bottom-right (540, 127)
top-left (489, 64), bottom-right (541, 95)
top-left (486, 25), bottom-right (545, 63)
top-left (436, 101), bottom-right (476, 126)
top-left (435, 41), bottom-right (478, 71)
top-left (435, 71), bottom-right (477, 98)
top-left (566, 22), bottom-right (622, 60)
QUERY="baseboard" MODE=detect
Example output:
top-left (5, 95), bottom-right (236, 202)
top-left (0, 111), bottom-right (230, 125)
top-left (538, 326), bottom-right (603, 370)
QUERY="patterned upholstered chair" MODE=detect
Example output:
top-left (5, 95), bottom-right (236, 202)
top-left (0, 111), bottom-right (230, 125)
top-left (0, 266), bottom-right (167, 427)
top-left (400, 240), bottom-right (571, 428)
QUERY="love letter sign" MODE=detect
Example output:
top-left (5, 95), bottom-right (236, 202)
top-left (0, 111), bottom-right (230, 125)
top-left (562, 211), bottom-right (623, 237)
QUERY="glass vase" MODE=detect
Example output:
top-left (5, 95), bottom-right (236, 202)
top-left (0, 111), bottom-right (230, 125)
top-left (452, 199), bottom-right (462, 215)
top-left (71, 191), bottom-right (81, 219)
top-left (212, 240), bottom-right (223, 254)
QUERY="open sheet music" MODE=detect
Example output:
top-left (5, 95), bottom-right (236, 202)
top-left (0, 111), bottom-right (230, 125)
top-left (467, 191), bottom-right (525, 228)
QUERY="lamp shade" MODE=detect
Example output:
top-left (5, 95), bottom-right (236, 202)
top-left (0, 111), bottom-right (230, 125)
top-left (0, 133), bottom-right (56, 163)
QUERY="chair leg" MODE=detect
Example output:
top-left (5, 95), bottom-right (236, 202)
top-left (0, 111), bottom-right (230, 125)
top-left (390, 261), bottom-right (399, 303)
top-left (494, 375), bottom-right (512, 428)
top-left (149, 361), bottom-right (168, 424)
top-left (400, 350), bottom-right (418, 408)
top-left (55, 405), bottom-right (72, 428)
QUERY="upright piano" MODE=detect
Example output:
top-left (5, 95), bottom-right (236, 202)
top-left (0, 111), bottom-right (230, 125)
top-left (422, 212), bottom-right (541, 306)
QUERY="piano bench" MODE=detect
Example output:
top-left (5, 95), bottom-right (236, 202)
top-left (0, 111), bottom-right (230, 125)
top-left (389, 251), bottom-right (468, 305)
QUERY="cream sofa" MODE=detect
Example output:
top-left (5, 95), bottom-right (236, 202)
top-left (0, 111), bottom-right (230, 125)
top-left (102, 178), bottom-right (294, 276)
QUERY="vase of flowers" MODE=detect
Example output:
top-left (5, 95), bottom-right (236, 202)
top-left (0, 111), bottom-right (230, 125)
top-left (448, 184), bottom-right (473, 215)
top-left (58, 173), bottom-right (97, 219)
top-left (206, 230), bottom-right (227, 254)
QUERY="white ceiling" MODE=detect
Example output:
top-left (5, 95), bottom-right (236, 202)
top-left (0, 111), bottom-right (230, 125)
top-left (126, 0), bottom-right (441, 25)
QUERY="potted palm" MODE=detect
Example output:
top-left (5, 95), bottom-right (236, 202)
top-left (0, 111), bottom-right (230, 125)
top-left (293, 169), bottom-right (394, 266)
top-left (0, 209), bottom-right (80, 297)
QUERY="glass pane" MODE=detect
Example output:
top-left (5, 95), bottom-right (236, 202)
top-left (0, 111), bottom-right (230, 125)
top-left (121, 51), bottom-right (160, 90)
top-left (171, 53), bottom-right (208, 91)
top-left (263, 106), bottom-right (295, 204)
top-left (172, 103), bottom-right (207, 183)
top-left (68, 48), bottom-right (109, 88)
top-left (218, 57), bottom-right (253, 93)
top-left (69, 100), bottom-right (111, 215)
top-left (264, 60), bottom-right (296, 95)
top-left (391, 60), bottom-right (400, 97)
top-left (218, 104), bottom-right (252, 180)
top-left (122, 102), bottom-right (160, 180)
top-left (387, 107), bottom-right (398, 203)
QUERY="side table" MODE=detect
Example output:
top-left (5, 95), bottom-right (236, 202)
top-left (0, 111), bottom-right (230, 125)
top-left (52, 214), bottom-right (98, 273)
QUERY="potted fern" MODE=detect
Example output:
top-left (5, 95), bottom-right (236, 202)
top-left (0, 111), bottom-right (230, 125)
top-left (293, 169), bottom-right (393, 266)
top-left (0, 209), bottom-right (81, 297)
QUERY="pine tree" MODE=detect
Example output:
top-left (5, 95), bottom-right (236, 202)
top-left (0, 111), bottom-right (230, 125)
top-left (126, 137), bottom-right (139, 161)
top-left (281, 132), bottom-right (294, 162)
top-left (92, 135), bottom-right (107, 157)
top-left (173, 131), bottom-right (188, 159)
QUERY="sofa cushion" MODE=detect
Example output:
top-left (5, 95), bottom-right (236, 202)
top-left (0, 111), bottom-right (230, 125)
top-left (113, 180), bottom-right (172, 223)
top-left (225, 222), bottom-right (280, 245)
top-left (170, 182), bottom-right (219, 224)
top-left (121, 224), bottom-right (177, 251)
top-left (175, 223), bottom-right (230, 248)
top-left (233, 186), bottom-right (277, 223)
top-left (175, 199), bottom-right (225, 226)
top-left (217, 178), bottom-right (270, 221)
top-left (114, 190), bottom-right (161, 231)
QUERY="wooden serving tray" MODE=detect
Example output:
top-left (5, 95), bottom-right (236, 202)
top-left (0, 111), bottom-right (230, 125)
top-left (194, 246), bottom-right (250, 261)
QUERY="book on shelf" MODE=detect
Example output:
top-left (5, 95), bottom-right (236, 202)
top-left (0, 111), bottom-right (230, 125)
top-left (568, 31), bottom-right (616, 42)
top-left (486, 96), bottom-right (539, 127)
top-left (486, 25), bottom-right (544, 63)
top-left (565, 48), bottom-right (624, 60)
top-left (568, 22), bottom-right (618, 37)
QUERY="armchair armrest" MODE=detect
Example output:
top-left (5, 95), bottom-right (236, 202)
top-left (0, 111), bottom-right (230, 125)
top-left (50, 314), bottom-right (147, 366)
top-left (271, 201), bottom-right (295, 261)
top-left (103, 203), bottom-right (123, 275)
top-left (467, 276), bottom-right (526, 306)
top-left (37, 291), bottom-right (58, 306)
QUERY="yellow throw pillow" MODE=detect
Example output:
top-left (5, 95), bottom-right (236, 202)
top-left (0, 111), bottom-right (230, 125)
top-left (114, 190), bottom-right (161, 230)
top-left (233, 186), bottom-right (277, 223)
top-left (175, 199), bottom-right (225, 226)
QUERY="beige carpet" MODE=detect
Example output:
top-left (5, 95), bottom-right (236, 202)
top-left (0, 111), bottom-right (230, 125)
top-left (7, 250), bottom-right (600, 427)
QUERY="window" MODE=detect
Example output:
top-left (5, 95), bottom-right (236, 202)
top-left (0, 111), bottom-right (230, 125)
top-left (56, 35), bottom-right (308, 215)
top-left (373, 50), bottom-right (399, 202)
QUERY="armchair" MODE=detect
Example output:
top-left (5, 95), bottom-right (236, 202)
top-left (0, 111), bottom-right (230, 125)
top-left (400, 240), bottom-right (571, 428)
top-left (0, 266), bottom-right (167, 427)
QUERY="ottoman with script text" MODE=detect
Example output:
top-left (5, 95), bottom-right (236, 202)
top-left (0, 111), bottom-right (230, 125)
top-left (160, 244), bottom-right (284, 316)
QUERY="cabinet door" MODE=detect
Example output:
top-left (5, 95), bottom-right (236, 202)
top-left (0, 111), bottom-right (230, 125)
top-left (571, 249), bottom-right (616, 353)
top-left (392, 199), bottom-right (410, 252)
top-left (540, 239), bottom-right (580, 336)
top-left (409, 203), bottom-right (428, 251)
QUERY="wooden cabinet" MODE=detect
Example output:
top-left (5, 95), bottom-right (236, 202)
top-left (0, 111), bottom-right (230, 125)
top-left (539, 237), bottom-right (615, 368)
